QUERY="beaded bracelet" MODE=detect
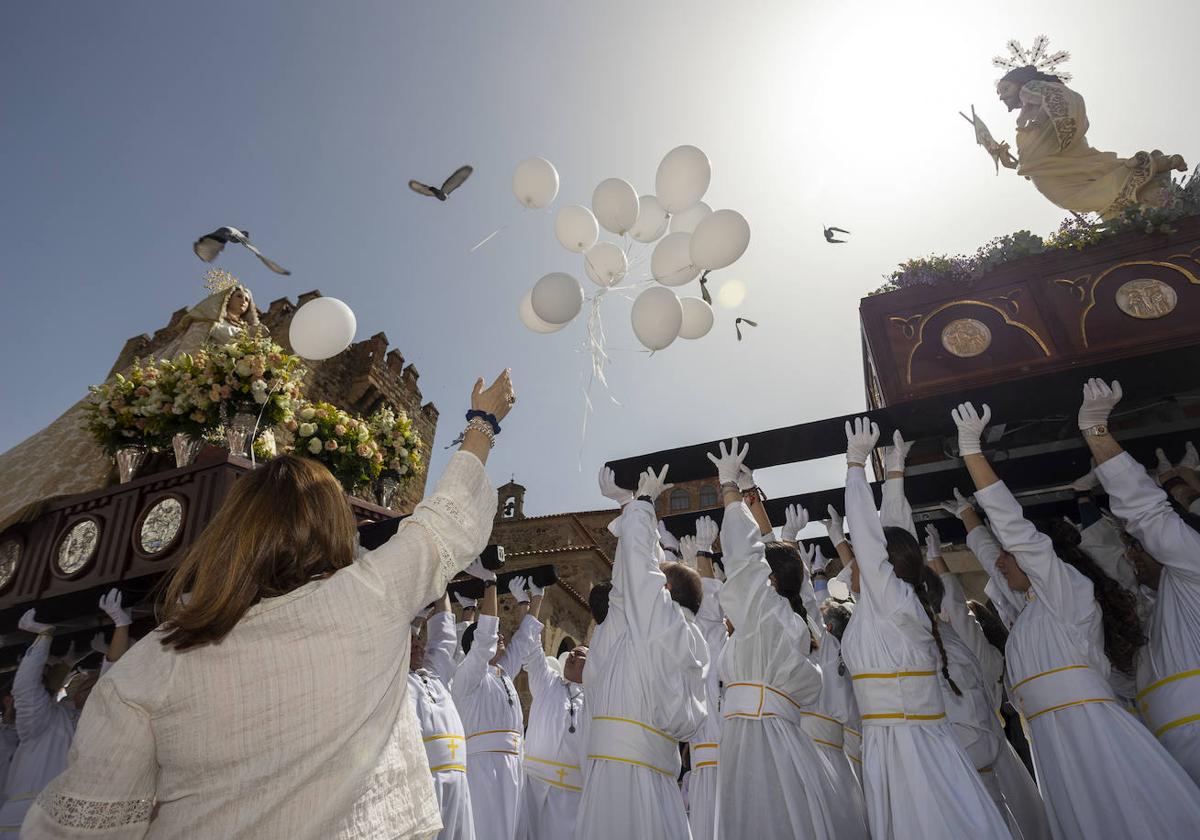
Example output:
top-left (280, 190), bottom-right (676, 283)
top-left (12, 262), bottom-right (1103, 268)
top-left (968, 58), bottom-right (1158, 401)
top-left (466, 410), bottom-right (501, 435)
top-left (465, 417), bottom-right (496, 448)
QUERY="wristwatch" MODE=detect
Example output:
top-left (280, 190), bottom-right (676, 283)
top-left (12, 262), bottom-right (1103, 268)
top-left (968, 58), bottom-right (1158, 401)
top-left (1082, 424), bottom-right (1109, 437)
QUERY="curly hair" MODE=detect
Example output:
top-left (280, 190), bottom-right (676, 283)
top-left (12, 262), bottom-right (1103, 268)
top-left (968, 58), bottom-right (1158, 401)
top-left (1048, 519), bottom-right (1145, 675)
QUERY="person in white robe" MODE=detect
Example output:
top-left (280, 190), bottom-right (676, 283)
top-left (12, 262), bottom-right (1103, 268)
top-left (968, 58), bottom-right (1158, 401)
top-left (679, 516), bottom-right (725, 840)
top-left (0, 692), bottom-right (16, 801)
top-left (840, 417), bottom-right (1012, 840)
top-left (1081, 382), bottom-right (1200, 785)
top-left (708, 440), bottom-right (867, 840)
top-left (451, 571), bottom-right (541, 840)
top-left (575, 466), bottom-right (708, 840)
top-left (411, 593), bottom-right (475, 840)
top-left (451, 594), bottom-right (477, 665)
top-left (514, 587), bottom-right (586, 840)
top-left (953, 396), bottom-right (1200, 838)
top-left (22, 370), bottom-right (513, 840)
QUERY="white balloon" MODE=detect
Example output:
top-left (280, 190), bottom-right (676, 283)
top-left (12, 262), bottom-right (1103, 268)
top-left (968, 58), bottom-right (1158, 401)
top-left (288, 297), bottom-right (357, 361)
top-left (583, 242), bottom-right (628, 287)
top-left (655, 145), bottom-right (711, 212)
top-left (591, 178), bottom-right (639, 235)
top-left (519, 290), bottom-right (567, 334)
top-left (678, 296), bottom-right (714, 339)
top-left (530, 272), bottom-right (583, 325)
top-left (512, 157), bottom-right (560, 209)
top-left (690, 209), bottom-right (750, 270)
top-left (629, 194), bottom-right (669, 243)
top-left (650, 232), bottom-right (699, 287)
top-left (554, 205), bottom-right (599, 253)
top-left (631, 286), bottom-right (684, 351)
top-left (668, 201), bottom-right (712, 234)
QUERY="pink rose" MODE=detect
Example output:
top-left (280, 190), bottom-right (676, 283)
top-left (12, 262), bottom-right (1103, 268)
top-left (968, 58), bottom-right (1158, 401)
top-left (285, 419), bottom-right (299, 432)
top-left (314, 409), bottom-right (329, 420)
top-left (335, 424), bottom-right (347, 437)
top-left (220, 386), bottom-right (232, 399)
top-left (324, 440), bottom-right (338, 451)
top-left (135, 386), bottom-right (150, 397)
top-left (356, 443), bottom-right (370, 457)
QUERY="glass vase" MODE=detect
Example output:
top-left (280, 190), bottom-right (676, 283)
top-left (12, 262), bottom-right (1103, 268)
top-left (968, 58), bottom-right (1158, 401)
top-left (224, 412), bottom-right (257, 458)
top-left (115, 446), bottom-right (148, 483)
top-left (377, 475), bottom-right (400, 510)
top-left (172, 433), bottom-right (204, 468)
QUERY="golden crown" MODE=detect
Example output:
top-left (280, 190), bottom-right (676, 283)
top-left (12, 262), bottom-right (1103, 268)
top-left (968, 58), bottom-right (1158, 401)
top-left (203, 268), bottom-right (241, 295)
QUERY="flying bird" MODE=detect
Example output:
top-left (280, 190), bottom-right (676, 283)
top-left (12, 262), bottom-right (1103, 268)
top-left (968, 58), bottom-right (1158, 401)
top-left (823, 226), bottom-right (850, 244)
top-left (735, 317), bottom-right (758, 342)
top-left (699, 270), bottom-right (712, 305)
top-left (408, 165), bottom-right (474, 201)
top-left (193, 227), bottom-right (291, 275)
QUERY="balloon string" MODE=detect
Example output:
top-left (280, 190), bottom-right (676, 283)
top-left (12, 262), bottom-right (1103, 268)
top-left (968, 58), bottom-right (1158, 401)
top-left (575, 290), bottom-right (623, 470)
top-left (248, 379), bottom-right (284, 467)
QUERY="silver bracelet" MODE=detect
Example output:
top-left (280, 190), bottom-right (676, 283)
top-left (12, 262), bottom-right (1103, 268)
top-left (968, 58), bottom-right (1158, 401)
top-left (465, 417), bottom-right (496, 448)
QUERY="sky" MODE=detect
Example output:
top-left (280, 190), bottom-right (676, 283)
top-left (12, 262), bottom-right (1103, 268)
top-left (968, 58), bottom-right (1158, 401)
top-left (1, 0), bottom-right (1197, 517)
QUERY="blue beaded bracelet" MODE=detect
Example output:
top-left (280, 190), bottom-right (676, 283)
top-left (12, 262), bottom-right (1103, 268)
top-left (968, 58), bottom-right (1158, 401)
top-left (466, 410), bottom-right (501, 435)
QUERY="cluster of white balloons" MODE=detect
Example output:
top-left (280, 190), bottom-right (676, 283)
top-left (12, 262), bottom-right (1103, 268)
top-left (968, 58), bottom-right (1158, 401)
top-left (520, 146), bottom-right (750, 352)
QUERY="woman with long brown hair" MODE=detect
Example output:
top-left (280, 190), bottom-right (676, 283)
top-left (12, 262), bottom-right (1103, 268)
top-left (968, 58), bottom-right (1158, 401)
top-left (24, 371), bottom-right (516, 840)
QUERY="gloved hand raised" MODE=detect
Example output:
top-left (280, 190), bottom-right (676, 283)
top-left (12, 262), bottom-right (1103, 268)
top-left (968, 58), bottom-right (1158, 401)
top-left (811, 545), bottom-right (830, 575)
top-left (925, 524), bottom-right (942, 562)
top-left (844, 417), bottom-right (880, 467)
top-left (18, 608), bottom-right (54, 636)
top-left (508, 575), bottom-right (531, 603)
top-left (1078, 378), bottom-right (1122, 430)
top-left (99, 588), bottom-right (131, 628)
top-left (465, 557), bottom-right (497, 582)
top-left (707, 438), bottom-right (749, 486)
top-left (453, 592), bottom-right (477, 611)
top-left (940, 488), bottom-right (975, 519)
top-left (951, 402), bottom-right (991, 457)
top-left (635, 465), bottom-right (673, 503)
top-left (782, 504), bottom-right (809, 543)
top-left (598, 466), bottom-right (634, 506)
top-left (822, 505), bottom-right (846, 548)
top-left (884, 429), bottom-right (913, 474)
top-left (678, 535), bottom-right (698, 569)
top-left (694, 516), bottom-right (718, 554)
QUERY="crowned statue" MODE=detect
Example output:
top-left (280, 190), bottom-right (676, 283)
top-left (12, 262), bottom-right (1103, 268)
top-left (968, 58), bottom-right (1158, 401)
top-left (973, 36), bottom-right (1188, 219)
top-left (155, 269), bottom-right (267, 361)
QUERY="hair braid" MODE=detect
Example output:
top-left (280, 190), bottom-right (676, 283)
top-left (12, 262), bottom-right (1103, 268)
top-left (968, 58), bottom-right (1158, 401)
top-left (918, 592), bottom-right (962, 697)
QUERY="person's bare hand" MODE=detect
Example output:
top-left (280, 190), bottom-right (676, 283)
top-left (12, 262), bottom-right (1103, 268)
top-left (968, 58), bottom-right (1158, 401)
top-left (472, 369), bottom-right (516, 422)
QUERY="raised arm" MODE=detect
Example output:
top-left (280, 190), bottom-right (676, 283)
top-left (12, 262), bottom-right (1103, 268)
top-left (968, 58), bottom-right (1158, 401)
top-left (1079, 379), bottom-right (1200, 579)
top-left (955, 402), bottom-right (1093, 623)
top-left (498, 576), bottom-right (544, 675)
top-left (843, 418), bottom-right (913, 615)
top-left (520, 617), bottom-right (558, 699)
top-left (879, 430), bottom-right (918, 538)
top-left (452, 582), bottom-right (498, 697)
top-left (14, 611), bottom-right (56, 742)
top-left (941, 489), bottom-right (1025, 621)
top-left (99, 589), bottom-right (132, 674)
top-left (358, 373), bottom-right (512, 619)
top-left (424, 593), bottom-right (459, 684)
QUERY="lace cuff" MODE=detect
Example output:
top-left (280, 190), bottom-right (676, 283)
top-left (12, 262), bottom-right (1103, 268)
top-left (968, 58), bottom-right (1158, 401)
top-left (35, 789), bottom-right (154, 830)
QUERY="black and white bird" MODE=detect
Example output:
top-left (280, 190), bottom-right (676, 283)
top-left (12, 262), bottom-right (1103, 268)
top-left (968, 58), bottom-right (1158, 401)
top-left (735, 316), bottom-right (758, 341)
top-left (823, 225), bottom-right (851, 244)
top-left (193, 227), bottom-right (291, 275)
top-left (408, 165), bottom-right (473, 202)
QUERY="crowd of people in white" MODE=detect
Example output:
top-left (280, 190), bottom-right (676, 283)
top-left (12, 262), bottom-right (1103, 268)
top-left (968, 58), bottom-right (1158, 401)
top-left (4, 372), bottom-right (1200, 839)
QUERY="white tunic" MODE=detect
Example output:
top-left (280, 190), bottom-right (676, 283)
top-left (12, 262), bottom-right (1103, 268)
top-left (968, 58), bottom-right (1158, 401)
top-left (940, 571), bottom-right (1052, 840)
top-left (974, 478), bottom-right (1200, 839)
top-left (841, 466), bottom-right (1011, 840)
top-left (1095, 452), bottom-right (1200, 785)
top-left (0, 723), bottom-right (17, 798)
top-left (451, 613), bottom-right (538, 840)
top-left (716, 500), bottom-right (866, 839)
top-left (0, 637), bottom-right (77, 838)
top-left (23, 449), bottom-right (497, 840)
top-left (515, 616), bottom-right (584, 840)
top-left (575, 500), bottom-right (708, 840)
top-left (686, 576), bottom-right (725, 840)
top-left (411, 612), bottom-right (475, 840)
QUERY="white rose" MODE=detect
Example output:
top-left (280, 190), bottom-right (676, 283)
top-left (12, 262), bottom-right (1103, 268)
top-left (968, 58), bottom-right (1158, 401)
top-left (300, 407), bottom-right (316, 421)
top-left (298, 422), bottom-right (316, 437)
top-left (397, 447), bottom-right (408, 459)
top-left (398, 463), bottom-right (409, 475)
top-left (307, 437), bottom-right (323, 454)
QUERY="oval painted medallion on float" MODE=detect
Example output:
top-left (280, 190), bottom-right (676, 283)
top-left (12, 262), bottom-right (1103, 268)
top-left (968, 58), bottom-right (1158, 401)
top-left (1116, 278), bottom-right (1176, 320)
top-left (941, 318), bottom-right (992, 358)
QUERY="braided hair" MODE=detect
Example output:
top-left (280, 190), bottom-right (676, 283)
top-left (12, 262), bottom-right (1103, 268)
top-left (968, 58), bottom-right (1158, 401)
top-left (763, 541), bottom-right (809, 624)
top-left (883, 527), bottom-right (962, 696)
top-left (1047, 519), bottom-right (1145, 675)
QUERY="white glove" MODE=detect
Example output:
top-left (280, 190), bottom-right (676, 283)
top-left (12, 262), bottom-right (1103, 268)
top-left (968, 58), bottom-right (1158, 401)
top-left (735, 464), bottom-right (755, 493)
top-left (694, 516), bottom-right (718, 554)
top-left (924, 523), bottom-right (942, 561)
top-left (1181, 441), bottom-right (1199, 471)
top-left (797, 542), bottom-right (817, 570)
top-left (940, 488), bottom-right (974, 519)
top-left (782, 504), bottom-right (809, 542)
top-left (811, 545), bottom-right (830, 575)
top-left (453, 592), bottom-right (477, 611)
top-left (1070, 468), bottom-right (1099, 493)
top-left (528, 579), bottom-right (545, 598)
top-left (658, 522), bottom-right (681, 556)
top-left (464, 557), bottom-right (497, 582)
top-left (678, 535), bottom-right (698, 568)
top-left (598, 466), bottom-right (634, 506)
top-left (635, 465), bottom-right (673, 502)
top-left (1154, 448), bottom-right (1173, 480)
top-left (90, 632), bottom-right (109, 656)
top-left (884, 429), bottom-right (913, 474)
top-left (822, 505), bottom-right (846, 547)
top-left (508, 575), bottom-right (531, 603)
top-left (707, 438), bottom-right (749, 485)
top-left (951, 402), bottom-right (991, 457)
top-left (844, 417), bottom-right (880, 466)
top-left (18, 608), bottom-right (53, 636)
top-left (1079, 378), bottom-right (1122, 430)
top-left (99, 588), bottom-right (132, 627)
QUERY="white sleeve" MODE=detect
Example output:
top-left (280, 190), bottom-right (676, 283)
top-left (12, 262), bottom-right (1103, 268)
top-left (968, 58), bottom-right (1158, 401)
top-left (498, 613), bottom-right (541, 676)
top-left (356, 451), bottom-right (496, 622)
top-left (1096, 451), bottom-right (1200, 582)
top-left (1079, 515), bottom-right (1139, 592)
top-left (14, 635), bottom-right (55, 742)
top-left (425, 611), bottom-right (459, 685)
top-left (22, 680), bottom-right (155, 839)
top-left (521, 619), bottom-right (558, 700)
top-left (966, 524), bottom-right (1027, 621)
top-left (452, 613), bottom-right (498, 700)
top-left (879, 475), bottom-right (917, 539)
top-left (610, 500), bottom-right (684, 641)
top-left (974, 480), bottom-right (1096, 625)
top-left (844, 466), bottom-right (919, 620)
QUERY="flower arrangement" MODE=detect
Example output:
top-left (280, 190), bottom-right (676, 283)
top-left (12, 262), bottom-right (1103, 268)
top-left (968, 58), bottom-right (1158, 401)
top-left (287, 401), bottom-right (383, 491)
top-left (84, 359), bottom-right (172, 454)
top-left (368, 405), bottom-right (425, 482)
top-left (205, 332), bottom-right (306, 426)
